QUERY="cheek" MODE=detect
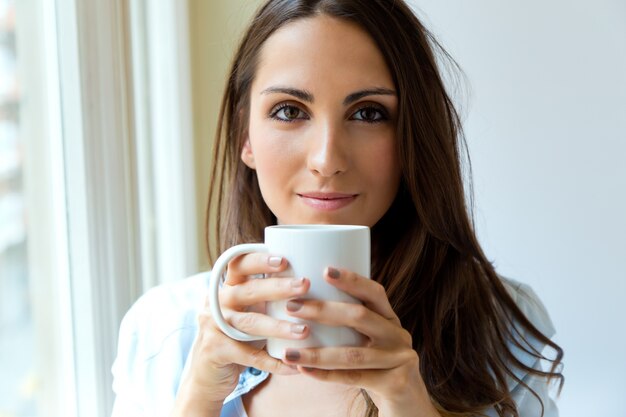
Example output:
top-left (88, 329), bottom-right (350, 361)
top-left (251, 134), bottom-right (298, 174)
top-left (248, 127), bottom-right (303, 199)
top-left (365, 137), bottom-right (401, 191)
top-left (367, 139), bottom-right (402, 221)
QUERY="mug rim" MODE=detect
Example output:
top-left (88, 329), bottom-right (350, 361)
top-left (266, 224), bottom-right (368, 231)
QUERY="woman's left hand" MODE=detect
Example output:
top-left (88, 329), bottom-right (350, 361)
top-left (283, 267), bottom-right (441, 417)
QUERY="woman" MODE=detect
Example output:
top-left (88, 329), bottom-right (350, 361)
top-left (112, 1), bottom-right (564, 416)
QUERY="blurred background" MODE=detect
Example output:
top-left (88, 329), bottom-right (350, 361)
top-left (0, 0), bottom-right (623, 416)
top-left (413, 1), bottom-right (626, 416)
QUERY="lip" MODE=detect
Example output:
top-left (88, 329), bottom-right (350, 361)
top-left (297, 192), bottom-right (359, 211)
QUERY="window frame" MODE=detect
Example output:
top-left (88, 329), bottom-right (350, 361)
top-left (54, 0), bottom-right (141, 415)
top-left (13, 0), bottom-right (76, 415)
top-left (11, 0), bottom-right (198, 414)
top-left (53, 0), bottom-right (197, 414)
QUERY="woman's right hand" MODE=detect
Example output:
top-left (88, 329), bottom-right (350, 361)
top-left (171, 253), bottom-right (310, 416)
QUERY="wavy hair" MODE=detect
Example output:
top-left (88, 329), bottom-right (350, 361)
top-left (206, 1), bottom-right (563, 415)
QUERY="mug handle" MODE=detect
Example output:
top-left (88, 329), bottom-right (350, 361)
top-left (208, 243), bottom-right (269, 341)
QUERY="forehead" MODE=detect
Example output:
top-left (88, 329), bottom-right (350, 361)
top-left (251, 15), bottom-right (394, 94)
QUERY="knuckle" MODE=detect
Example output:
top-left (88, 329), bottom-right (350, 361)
top-left (250, 347), bottom-right (283, 373)
top-left (345, 348), bottom-right (365, 365)
top-left (219, 286), bottom-right (235, 306)
top-left (227, 255), bottom-right (244, 272)
top-left (407, 349), bottom-right (420, 367)
top-left (197, 311), bottom-right (227, 341)
top-left (256, 252), bottom-right (271, 266)
top-left (350, 305), bottom-right (369, 322)
top-left (195, 314), bottom-right (230, 354)
top-left (347, 270), bottom-right (360, 283)
top-left (314, 300), bottom-right (326, 315)
top-left (239, 282), bottom-right (256, 303)
top-left (309, 349), bottom-right (321, 365)
top-left (198, 331), bottom-right (223, 354)
top-left (248, 346), bottom-right (271, 369)
top-left (196, 310), bottom-right (213, 328)
top-left (398, 348), bottom-right (418, 365)
top-left (373, 282), bottom-right (387, 298)
top-left (268, 356), bottom-right (287, 374)
top-left (279, 321), bottom-right (293, 336)
top-left (249, 346), bottom-right (266, 362)
top-left (231, 312), bottom-right (257, 332)
top-left (276, 277), bottom-right (291, 292)
top-left (306, 300), bottom-right (323, 316)
top-left (385, 366), bottom-right (412, 392)
top-left (399, 328), bottom-right (413, 346)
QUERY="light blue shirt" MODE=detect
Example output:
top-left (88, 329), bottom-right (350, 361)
top-left (111, 272), bottom-right (559, 417)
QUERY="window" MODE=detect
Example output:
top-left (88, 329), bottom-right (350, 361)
top-left (0, 0), bottom-right (198, 415)
top-left (1, 0), bottom-right (76, 415)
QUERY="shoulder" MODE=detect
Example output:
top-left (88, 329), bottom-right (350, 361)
top-left (497, 277), bottom-right (560, 415)
top-left (500, 276), bottom-right (556, 339)
top-left (119, 272), bottom-right (208, 349)
top-left (111, 272), bottom-right (209, 412)
top-left (127, 272), bottom-right (208, 324)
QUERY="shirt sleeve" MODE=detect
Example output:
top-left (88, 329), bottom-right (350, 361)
top-left (501, 279), bottom-right (560, 417)
top-left (111, 297), bottom-right (147, 416)
top-left (110, 278), bottom-right (202, 417)
top-left (510, 358), bottom-right (559, 417)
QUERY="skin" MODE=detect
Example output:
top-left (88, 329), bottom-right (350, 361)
top-left (241, 15), bottom-right (401, 227)
top-left (172, 16), bottom-right (440, 417)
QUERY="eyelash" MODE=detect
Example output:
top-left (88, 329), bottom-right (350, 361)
top-left (350, 105), bottom-right (389, 123)
top-left (269, 103), bottom-right (308, 122)
top-left (268, 103), bottom-right (390, 124)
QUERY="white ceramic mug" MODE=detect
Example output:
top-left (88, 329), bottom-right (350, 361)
top-left (208, 224), bottom-right (370, 358)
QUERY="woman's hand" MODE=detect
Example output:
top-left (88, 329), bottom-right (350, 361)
top-left (281, 267), bottom-right (441, 417)
top-left (172, 253), bottom-right (310, 417)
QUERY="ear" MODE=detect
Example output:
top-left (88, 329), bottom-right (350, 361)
top-left (240, 137), bottom-right (256, 169)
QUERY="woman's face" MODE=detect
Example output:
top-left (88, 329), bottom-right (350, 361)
top-left (242, 15), bottom-right (401, 227)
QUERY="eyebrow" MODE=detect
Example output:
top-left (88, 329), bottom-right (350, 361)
top-left (343, 88), bottom-right (396, 105)
top-left (261, 87), bottom-right (314, 103)
top-left (260, 86), bottom-right (396, 105)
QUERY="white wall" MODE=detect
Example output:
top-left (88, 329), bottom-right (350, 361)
top-left (189, 0), bottom-right (261, 269)
top-left (408, 1), bottom-right (626, 416)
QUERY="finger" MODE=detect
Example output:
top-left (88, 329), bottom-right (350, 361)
top-left (221, 276), bottom-right (310, 307)
top-left (324, 267), bottom-right (400, 325)
top-left (225, 253), bottom-right (288, 284)
top-left (231, 342), bottom-right (300, 376)
top-left (282, 346), bottom-right (415, 370)
top-left (297, 362), bottom-right (421, 397)
top-left (298, 366), bottom-right (368, 387)
top-left (195, 311), bottom-right (299, 376)
top-left (285, 299), bottom-right (410, 346)
top-left (297, 366), bottom-right (406, 393)
top-left (227, 311), bottom-right (310, 340)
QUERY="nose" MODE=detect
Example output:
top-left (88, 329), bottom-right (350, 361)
top-left (306, 122), bottom-right (348, 177)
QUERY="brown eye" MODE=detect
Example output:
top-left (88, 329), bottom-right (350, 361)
top-left (270, 104), bottom-right (308, 122)
top-left (351, 105), bottom-right (388, 123)
top-left (283, 106), bottom-right (300, 119)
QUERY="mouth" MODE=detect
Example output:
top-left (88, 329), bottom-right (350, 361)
top-left (297, 192), bottom-right (359, 211)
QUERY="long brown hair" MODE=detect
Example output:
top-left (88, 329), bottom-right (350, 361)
top-left (206, 1), bottom-right (563, 416)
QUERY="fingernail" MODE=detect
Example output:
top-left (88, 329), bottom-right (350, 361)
top-left (303, 367), bottom-right (315, 372)
top-left (290, 324), bottom-right (306, 334)
top-left (268, 256), bottom-right (283, 267)
top-left (291, 277), bottom-right (305, 288)
top-left (327, 267), bottom-right (340, 279)
top-left (285, 349), bottom-right (301, 361)
top-left (286, 299), bottom-right (303, 312)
